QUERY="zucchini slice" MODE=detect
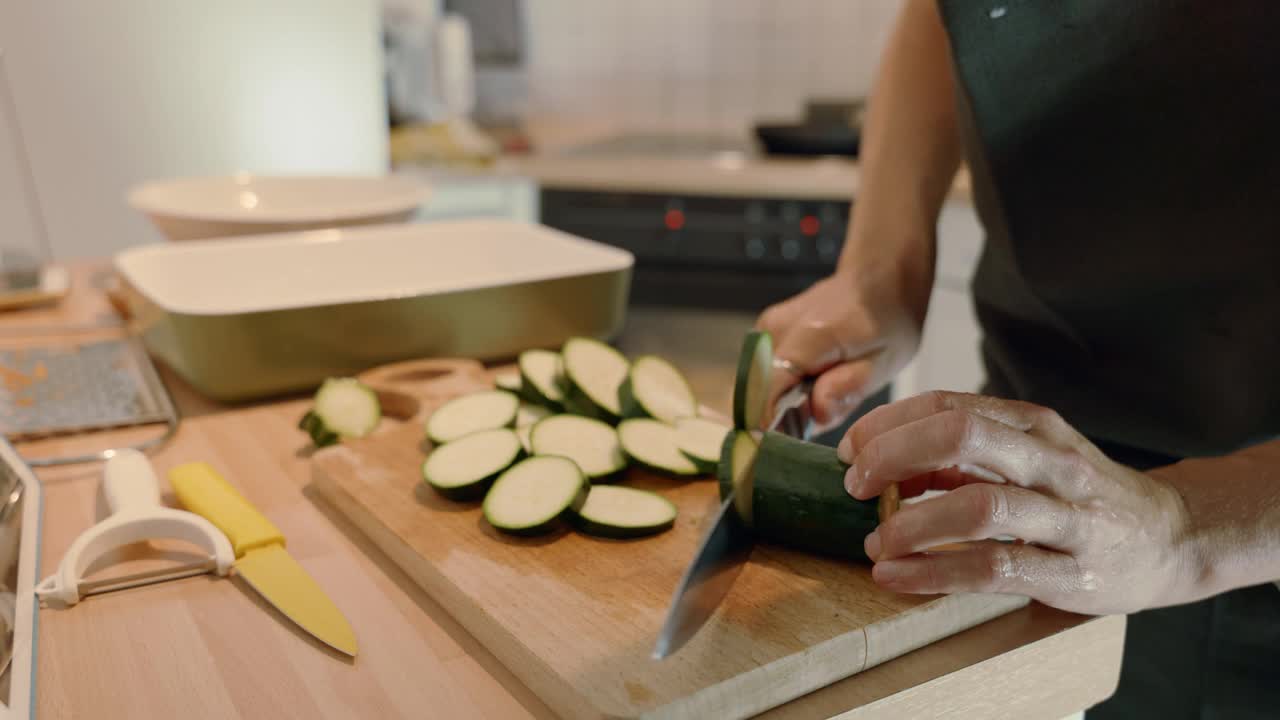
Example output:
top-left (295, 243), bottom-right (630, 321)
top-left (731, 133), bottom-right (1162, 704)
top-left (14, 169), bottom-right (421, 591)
top-left (516, 403), bottom-right (553, 428)
top-left (675, 416), bottom-right (731, 473)
top-left (751, 431), bottom-right (881, 562)
top-left (494, 372), bottom-right (522, 394)
top-left (425, 390), bottom-right (519, 445)
top-left (529, 414), bottom-right (627, 480)
top-left (483, 456), bottom-right (589, 536)
top-left (717, 429), bottom-right (760, 526)
top-left (617, 418), bottom-right (700, 477)
top-left (298, 377), bottom-right (381, 447)
top-left (422, 428), bottom-right (524, 500)
top-left (733, 331), bottom-right (774, 430)
top-left (518, 349), bottom-right (566, 410)
top-left (619, 355), bottom-right (698, 423)
top-left (516, 424), bottom-right (534, 452)
top-left (571, 485), bottom-right (677, 538)
top-left (561, 337), bottom-right (630, 423)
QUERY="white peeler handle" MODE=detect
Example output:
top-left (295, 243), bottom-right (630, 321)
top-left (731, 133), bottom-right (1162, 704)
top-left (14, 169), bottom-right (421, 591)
top-left (35, 450), bottom-right (236, 606)
top-left (103, 448), bottom-right (162, 514)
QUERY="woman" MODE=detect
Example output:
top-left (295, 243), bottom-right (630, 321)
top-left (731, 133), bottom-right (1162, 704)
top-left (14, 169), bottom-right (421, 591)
top-left (758, 2), bottom-right (1280, 717)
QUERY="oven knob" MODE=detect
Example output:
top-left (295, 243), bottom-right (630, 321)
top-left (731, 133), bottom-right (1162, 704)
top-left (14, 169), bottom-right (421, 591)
top-left (745, 202), bottom-right (765, 224)
top-left (781, 202), bottom-right (801, 222)
top-left (745, 235), bottom-right (767, 259)
top-left (817, 236), bottom-right (840, 261)
top-left (780, 237), bottom-right (801, 260)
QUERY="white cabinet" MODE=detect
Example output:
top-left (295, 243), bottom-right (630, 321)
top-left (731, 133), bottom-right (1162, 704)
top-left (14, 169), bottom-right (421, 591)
top-left (891, 200), bottom-right (987, 400)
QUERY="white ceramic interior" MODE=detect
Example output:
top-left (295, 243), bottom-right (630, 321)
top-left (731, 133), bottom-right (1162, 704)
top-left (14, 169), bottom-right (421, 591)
top-left (113, 219), bottom-right (634, 316)
top-left (127, 173), bottom-right (431, 241)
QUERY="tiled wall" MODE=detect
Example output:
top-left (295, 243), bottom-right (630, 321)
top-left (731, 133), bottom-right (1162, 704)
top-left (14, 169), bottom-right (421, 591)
top-left (519, 0), bottom-right (903, 131)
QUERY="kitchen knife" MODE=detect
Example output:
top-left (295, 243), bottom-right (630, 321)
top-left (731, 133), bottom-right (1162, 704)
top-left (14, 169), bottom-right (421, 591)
top-left (653, 379), bottom-right (815, 659)
top-left (168, 462), bottom-right (358, 657)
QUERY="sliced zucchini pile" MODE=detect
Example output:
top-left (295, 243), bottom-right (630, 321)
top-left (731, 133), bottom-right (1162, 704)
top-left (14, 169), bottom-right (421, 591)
top-left (561, 337), bottom-right (630, 423)
top-left (426, 390), bottom-right (519, 445)
top-left (620, 355), bottom-right (697, 423)
top-left (617, 418), bottom-right (700, 477)
top-left (516, 402), bottom-right (553, 428)
top-left (518, 349), bottom-right (566, 410)
top-left (530, 415), bottom-right (627, 481)
top-left (494, 371), bottom-right (523, 394)
top-left (422, 428), bottom-right (524, 500)
top-left (408, 329), bottom-right (889, 559)
top-left (298, 377), bottom-right (382, 447)
top-left (483, 456), bottom-right (588, 536)
top-left (675, 416), bottom-right (731, 473)
top-left (415, 336), bottom-right (734, 540)
top-left (571, 485), bottom-right (676, 538)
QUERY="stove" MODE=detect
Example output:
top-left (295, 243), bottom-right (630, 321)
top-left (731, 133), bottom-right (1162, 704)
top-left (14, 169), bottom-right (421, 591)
top-left (534, 132), bottom-right (856, 312)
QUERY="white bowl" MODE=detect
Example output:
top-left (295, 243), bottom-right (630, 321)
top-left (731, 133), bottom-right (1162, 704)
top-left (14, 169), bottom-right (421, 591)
top-left (127, 173), bottom-right (431, 241)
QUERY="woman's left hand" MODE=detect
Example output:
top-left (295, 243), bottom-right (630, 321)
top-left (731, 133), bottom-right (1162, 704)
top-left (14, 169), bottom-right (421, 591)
top-left (839, 391), bottom-right (1196, 615)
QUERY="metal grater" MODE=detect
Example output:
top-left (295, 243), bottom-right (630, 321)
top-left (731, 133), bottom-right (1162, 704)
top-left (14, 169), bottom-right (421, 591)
top-left (0, 338), bottom-right (178, 466)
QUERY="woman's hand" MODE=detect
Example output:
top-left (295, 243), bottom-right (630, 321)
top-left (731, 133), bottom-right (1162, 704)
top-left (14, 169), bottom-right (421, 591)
top-left (756, 262), bottom-right (927, 434)
top-left (839, 390), bottom-right (1197, 616)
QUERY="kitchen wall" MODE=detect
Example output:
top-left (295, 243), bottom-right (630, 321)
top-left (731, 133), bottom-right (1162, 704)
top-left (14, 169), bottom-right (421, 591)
top-left (519, 0), bottom-right (904, 131)
top-left (0, 1), bottom-right (388, 259)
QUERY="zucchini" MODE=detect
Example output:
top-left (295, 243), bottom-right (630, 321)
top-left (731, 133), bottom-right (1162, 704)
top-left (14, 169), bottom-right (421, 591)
top-left (619, 355), bottom-right (697, 423)
top-left (750, 431), bottom-right (880, 562)
top-left (298, 377), bottom-right (381, 447)
top-left (518, 349), bottom-right (566, 410)
top-left (571, 485), bottom-right (677, 538)
top-left (675, 416), bottom-right (730, 473)
top-left (422, 428), bottom-right (524, 500)
top-left (516, 403), bottom-right (553, 428)
top-left (733, 331), bottom-right (774, 430)
top-left (617, 418), bottom-right (700, 477)
top-left (483, 456), bottom-right (588, 536)
top-left (529, 414), bottom-right (627, 481)
top-left (494, 372), bottom-right (522, 394)
top-left (561, 383), bottom-right (609, 421)
top-left (561, 337), bottom-right (630, 423)
top-left (716, 429), bottom-right (760, 526)
top-left (425, 390), bottom-right (519, 445)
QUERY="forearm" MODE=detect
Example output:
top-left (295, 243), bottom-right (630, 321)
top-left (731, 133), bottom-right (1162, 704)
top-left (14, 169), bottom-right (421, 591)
top-left (1156, 439), bottom-right (1280, 602)
top-left (838, 0), bottom-right (962, 311)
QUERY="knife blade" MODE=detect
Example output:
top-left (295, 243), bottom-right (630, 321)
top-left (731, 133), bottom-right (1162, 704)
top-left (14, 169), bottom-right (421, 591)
top-left (168, 462), bottom-right (358, 657)
top-left (653, 379), bottom-right (815, 659)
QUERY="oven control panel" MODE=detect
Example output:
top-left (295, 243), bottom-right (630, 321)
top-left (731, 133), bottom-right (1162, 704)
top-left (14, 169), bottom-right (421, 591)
top-left (540, 189), bottom-right (852, 310)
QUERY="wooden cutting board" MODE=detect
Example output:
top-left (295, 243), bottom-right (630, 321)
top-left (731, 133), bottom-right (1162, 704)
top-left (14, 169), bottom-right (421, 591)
top-left (310, 358), bottom-right (1029, 720)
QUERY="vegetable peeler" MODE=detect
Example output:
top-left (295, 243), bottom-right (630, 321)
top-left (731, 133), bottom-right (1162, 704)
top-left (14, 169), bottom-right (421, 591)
top-left (35, 449), bottom-right (234, 605)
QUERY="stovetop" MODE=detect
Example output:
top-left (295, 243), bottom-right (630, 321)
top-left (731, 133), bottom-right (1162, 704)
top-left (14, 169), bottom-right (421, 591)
top-left (559, 132), bottom-right (757, 158)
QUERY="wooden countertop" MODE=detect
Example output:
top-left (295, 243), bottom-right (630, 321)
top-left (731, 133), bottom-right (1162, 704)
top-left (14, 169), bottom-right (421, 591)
top-left (19, 265), bottom-right (1121, 719)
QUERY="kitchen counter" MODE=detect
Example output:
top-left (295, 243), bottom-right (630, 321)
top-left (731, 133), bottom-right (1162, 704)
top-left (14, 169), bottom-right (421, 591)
top-left (396, 119), bottom-right (972, 202)
top-left (19, 265), bottom-right (1122, 719)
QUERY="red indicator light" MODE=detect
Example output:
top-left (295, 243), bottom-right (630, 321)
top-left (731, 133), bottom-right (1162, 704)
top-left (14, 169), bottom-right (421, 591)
top-left (800, 215), bottom-right (820, 237)
top-left (664, 209), bottom-right (685, 231)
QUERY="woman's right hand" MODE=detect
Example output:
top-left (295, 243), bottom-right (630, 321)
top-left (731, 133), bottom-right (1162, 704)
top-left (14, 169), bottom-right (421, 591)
top-left (756, 262), bottom-right (928, 434)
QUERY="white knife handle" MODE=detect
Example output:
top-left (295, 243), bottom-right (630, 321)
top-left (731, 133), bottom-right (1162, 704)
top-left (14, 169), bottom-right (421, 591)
top-left (103, 448), bottom-right (162, 514)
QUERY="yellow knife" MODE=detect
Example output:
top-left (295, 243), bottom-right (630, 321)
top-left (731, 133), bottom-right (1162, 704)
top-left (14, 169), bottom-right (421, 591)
top-left (168, 462), bottom-right (358, 657)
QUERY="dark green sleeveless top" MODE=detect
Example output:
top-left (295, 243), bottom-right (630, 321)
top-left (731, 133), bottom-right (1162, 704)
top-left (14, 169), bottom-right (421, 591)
top-left (937, 1), bottom-right (1280, 459)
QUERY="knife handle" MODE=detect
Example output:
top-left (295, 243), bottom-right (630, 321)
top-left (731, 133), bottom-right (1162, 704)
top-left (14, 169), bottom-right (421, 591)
top-left (169, 462), bottom-right (284, 557)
